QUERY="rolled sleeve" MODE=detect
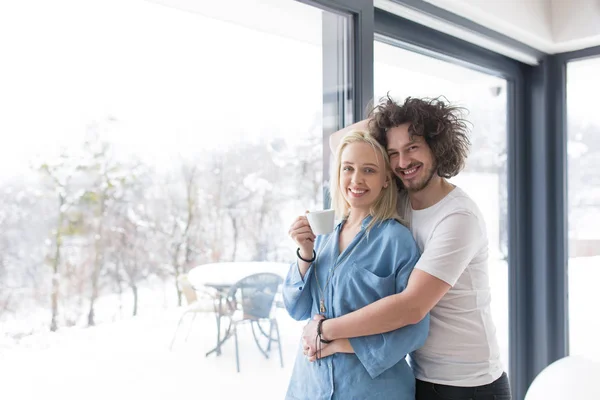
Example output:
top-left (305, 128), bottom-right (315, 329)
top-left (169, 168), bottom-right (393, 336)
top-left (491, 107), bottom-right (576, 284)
top-left (290, 261), bottom-right (310, 288)
top-left (282, 261), bottom-right (314, 321)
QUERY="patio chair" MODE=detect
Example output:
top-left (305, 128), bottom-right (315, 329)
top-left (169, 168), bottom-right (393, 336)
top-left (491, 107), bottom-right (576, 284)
top-left (224, 272), bottom-right (284, 373)
top-left (169, 274), bottom-right (218, 350)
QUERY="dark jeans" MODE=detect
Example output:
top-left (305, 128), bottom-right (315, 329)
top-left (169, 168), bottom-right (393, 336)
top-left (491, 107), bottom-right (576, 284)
top-left (416, 372), bottom-right (511, 400)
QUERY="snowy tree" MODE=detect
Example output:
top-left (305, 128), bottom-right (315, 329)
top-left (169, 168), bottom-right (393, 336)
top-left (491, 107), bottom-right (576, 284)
top-left (76, 126), bottom-right (152, 326)
top-left (151, 160), bottom-right (206, 306)
top-left (101, 161), bottom-right (156, 317)
top-left (38, 151), bottom-right (88, 331)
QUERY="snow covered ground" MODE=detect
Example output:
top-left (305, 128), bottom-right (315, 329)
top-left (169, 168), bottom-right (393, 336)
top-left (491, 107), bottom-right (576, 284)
top-left (1, 259), bottom-right (598, 400)
top-left (0, 307), bottom-right (304, 400)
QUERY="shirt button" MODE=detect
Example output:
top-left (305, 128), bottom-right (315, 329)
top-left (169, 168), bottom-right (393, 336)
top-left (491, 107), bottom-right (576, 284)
top-left (299, 286), bottom-right (303, 291)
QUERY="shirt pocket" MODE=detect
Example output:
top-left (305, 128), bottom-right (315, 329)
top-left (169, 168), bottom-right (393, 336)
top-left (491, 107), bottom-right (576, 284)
top-left (342, 262), bottom-right (397, 310)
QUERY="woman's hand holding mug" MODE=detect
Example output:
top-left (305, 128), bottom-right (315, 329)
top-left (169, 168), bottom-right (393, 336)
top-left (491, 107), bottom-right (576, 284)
top-left (289, 211), bottom-right (316, 259)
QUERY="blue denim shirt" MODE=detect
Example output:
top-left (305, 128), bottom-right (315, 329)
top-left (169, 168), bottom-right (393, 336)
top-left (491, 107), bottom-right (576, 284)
top-left (283, 216), bottom-right (429, 400)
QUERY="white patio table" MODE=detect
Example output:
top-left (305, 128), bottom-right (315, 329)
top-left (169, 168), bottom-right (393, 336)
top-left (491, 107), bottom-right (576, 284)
top-left (187, 261), bottom-right (291, 358)
top-left (188, 261), bottom-right (290, 291)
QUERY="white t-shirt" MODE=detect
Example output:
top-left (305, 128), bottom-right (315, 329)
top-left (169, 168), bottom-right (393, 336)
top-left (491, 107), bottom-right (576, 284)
top-left (399, 186), bottom-right (503, 387)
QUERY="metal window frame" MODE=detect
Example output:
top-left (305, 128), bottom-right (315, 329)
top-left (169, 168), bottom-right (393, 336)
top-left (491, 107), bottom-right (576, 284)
top-left (301, 0), bottom-right (374, 118)
top-left (519, 45), bottom-right (600, 397)
top-left (554, 46), bottom-right (600, 339)
top-left (557, 44), bottom-right (600, 63)
top-left (380, 0), bottom-right (545, 65)
top-left (300, 0), bottom-right (374, 123)
top-left (521, 54), bottom-right (569, 396)
top-left (299, 0), bottom-right (373, 207)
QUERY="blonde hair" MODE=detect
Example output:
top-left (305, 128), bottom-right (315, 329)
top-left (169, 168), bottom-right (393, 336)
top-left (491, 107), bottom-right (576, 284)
top-left (330, 130), bottom-right (403, 231)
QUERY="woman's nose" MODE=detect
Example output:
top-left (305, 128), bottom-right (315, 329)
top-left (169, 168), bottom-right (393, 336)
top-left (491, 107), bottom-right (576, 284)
top-left (351, 172), bottom-right (363, 183)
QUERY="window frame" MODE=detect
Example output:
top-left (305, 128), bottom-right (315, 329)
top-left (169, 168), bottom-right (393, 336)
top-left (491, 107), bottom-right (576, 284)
top-left (556, 45), bottom-right (600, 352)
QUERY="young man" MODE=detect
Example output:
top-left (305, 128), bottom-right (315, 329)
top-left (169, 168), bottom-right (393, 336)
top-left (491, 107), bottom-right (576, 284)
top-left (299, 97), bottom-right (511, 399)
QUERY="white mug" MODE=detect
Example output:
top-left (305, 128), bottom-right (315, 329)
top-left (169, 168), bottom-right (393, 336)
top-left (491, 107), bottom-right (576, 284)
top-left (306, 209), bottom-right (336, 235)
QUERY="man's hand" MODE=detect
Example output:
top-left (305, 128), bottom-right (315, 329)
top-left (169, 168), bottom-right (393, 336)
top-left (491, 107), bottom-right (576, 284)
top-left (302, 314), bottom-right (324, 356)
top-left (307, 338), bottom-right (354, 362)
top-left (329, 118), bottom-right (370, 155)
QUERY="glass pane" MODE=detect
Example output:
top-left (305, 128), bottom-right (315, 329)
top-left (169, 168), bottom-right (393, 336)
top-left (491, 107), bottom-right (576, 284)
top-left (374, 40), bottom-right (509, 370)
top-left (567, 56), bottom-right (600, 360)
top-left (0, 0), bottom-right (351, 398)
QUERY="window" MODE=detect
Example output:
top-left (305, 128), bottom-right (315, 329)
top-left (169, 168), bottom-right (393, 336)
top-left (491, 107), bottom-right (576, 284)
top-left (567, 56), bottom-right (600, 360)
top-left (374, 40), bottom-right (510, 369)
top-left (0, 0), bottom-right (351, 397)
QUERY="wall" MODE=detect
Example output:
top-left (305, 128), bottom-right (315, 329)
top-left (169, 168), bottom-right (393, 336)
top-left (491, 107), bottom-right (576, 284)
top-left (424, 0), bottom-right (554, 51)
top-left (422, 0), bottom-right (600, 53)
top-left (551, 0), bottom-right (600, 52)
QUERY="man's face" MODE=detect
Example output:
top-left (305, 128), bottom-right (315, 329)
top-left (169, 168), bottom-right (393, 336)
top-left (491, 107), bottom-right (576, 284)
top-left (386, 123), bottom-right (437, 192)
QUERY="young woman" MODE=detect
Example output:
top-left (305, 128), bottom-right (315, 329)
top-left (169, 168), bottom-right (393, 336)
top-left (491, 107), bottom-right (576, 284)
top-left (283, 131), bottom-right (429, 399)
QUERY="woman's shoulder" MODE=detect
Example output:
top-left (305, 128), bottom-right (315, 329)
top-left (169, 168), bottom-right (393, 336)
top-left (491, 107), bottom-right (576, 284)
top-left (369, 219), bottom-right (420, 259)
top-left (374, 218), bottom-right (413, 239)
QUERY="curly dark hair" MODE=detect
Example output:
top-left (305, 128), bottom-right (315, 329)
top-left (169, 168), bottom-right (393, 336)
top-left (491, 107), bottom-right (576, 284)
top-left (368, 95), bottom-right (471, 179)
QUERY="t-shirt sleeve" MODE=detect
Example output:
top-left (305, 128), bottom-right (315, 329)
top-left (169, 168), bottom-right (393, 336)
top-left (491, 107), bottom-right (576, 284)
top-left (414, 211), bottom-right (483, 287)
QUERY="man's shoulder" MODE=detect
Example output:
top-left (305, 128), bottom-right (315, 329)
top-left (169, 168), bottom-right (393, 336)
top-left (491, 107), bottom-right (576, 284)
top-left (431, 187), bottom-right (487, 241)
top-left (397, 186), bottom-right (484, 226)
top-left (412, 187), bottom-right (486, 238)
top-left (439, 186), bottom-right (482, 217)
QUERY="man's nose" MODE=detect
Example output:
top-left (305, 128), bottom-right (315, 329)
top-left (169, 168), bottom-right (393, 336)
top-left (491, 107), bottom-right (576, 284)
top-left (395, 154), bottom-right (411, 169)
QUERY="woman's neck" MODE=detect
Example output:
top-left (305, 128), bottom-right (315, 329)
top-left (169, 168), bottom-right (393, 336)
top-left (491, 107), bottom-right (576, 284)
top-left (345, 208), bottom-right (369, 230)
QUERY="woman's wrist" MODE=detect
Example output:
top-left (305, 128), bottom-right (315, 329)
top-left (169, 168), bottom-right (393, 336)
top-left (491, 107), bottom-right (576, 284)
top-left (297, 247), bottom-right (315, 262)
top-left (296, 247), bottom-right (315, 278)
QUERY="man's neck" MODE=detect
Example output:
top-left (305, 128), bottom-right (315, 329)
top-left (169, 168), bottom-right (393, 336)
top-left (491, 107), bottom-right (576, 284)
top-left (408, 176), bottom-right (454, 210)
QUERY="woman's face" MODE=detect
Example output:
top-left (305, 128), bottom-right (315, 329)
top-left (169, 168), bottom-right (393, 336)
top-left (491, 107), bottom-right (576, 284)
top-left (339, 142), bottom-right (388, 212)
